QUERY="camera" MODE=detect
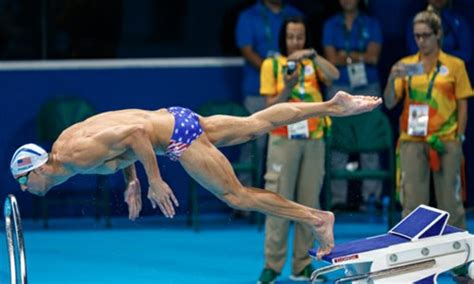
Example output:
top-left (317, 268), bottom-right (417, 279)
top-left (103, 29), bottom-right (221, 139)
top-left (287, 60), bottom-right (297, 75)
top-left (404, 63), bottom-right (424, 76)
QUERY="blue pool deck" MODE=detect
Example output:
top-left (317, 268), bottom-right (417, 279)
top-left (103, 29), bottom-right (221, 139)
top-left (0, 211), bottom-right (472, 283)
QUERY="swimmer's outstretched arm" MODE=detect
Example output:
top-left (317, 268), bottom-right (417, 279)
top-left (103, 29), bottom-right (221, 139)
top-left (123, 164), bottom-right (142, 220)
top-left (120, 126), bottom-right (179, 218)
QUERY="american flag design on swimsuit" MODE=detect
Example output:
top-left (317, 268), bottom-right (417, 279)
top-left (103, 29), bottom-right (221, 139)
top-left (165, 107), bottom-right (203, 161)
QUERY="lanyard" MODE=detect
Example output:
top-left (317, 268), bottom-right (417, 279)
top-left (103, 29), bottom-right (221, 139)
top-left (408, 61), bottom-right (441, 100)
top-left (342, 15), bottom-right (368, 53)
top-left (259, 8), bottom-right (272, 45)
top-left (291, 60), bottom-right (318, 100)
top-left (258, 4), bottom-right (287, 48)
top-left (297, 63), bottom-right (306, 97)
top-left (278, 58), bottom-right (318, 100)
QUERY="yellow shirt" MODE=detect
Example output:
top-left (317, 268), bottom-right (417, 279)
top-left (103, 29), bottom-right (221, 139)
top-left (260, 55), bottom-right (329, 139)
top-left (394, 51), bottom-right (473, 141)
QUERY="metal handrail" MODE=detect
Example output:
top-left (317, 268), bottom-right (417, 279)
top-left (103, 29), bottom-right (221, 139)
top-left (4, 194), bottom-right (28, 284)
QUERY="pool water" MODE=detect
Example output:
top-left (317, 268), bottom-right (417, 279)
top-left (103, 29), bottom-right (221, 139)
top-left (0, 212), bottom-right (471, 283)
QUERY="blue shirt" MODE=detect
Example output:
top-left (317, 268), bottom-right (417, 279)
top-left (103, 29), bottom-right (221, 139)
top-left (322, 13), bottom-right (383, 86)
top-left (405, 9), bottom-right (471, 63)
top-left (235, 1), bottom-right (302, 95)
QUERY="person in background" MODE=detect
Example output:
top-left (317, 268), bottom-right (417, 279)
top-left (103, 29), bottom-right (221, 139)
top-left (257, 16), bottom-right (339, 284)
top-left (234, 0), bottom-right (302, 192)
top-left (384, 6), bottom-right (472, 229)
top-left (405, 0), bottom-right (471, 64)
top-left (322, 0), bottom-right (383, 210)
top-left (236, 0), bottom-right (302, 113)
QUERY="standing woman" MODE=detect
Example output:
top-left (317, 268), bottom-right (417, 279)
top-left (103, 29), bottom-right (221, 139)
top-left (405, 0), bottom-right (471, 63)
top-left (257, 16), bottom-right (339, 284)
top-left (322, 0), bottom-right (383, 210)
top-left (384, 6), bottom-right (472, 228)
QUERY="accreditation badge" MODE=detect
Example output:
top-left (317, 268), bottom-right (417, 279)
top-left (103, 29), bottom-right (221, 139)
top-left (304, 64), bottom-right (314, 76)
top-left (288, 120), bottom-right (309, 139)
top-left (347, 62), bottom-right (368, 87)
top-left (297, 87), bottom-right (304, 95)
top-left (407, 104), bottom-right (429, 136)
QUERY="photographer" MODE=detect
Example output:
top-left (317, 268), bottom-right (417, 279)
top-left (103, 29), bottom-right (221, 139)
top-left (257, 16), bottom-right (339, 284)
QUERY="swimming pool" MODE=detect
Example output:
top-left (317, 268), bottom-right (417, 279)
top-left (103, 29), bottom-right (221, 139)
top-left (1, 210), bottom-right (471, 283)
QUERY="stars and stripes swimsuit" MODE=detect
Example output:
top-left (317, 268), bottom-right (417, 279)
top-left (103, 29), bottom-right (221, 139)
top-left (165, 107), bottom-right (203, 161)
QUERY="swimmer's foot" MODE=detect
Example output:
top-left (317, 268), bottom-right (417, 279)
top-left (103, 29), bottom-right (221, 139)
top-left (329, 91), bottom-right (382, 117)
top-left (312, 210), bottom-right (335, 259)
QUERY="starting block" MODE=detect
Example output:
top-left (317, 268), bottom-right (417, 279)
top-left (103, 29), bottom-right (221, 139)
top-left (309, 205), bottom-right (474, 283)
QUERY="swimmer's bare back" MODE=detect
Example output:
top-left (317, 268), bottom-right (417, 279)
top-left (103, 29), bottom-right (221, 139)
top-left (50, 109), bottom-right (175, 173)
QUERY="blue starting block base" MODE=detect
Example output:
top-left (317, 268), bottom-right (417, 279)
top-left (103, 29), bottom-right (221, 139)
top-left (309, 205), bottom-right (473, 284)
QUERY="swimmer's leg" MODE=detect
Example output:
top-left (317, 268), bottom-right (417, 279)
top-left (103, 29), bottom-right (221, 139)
top-left (179, 134), bottom-right (334, 258)
top-left (201, 91), bottom-right (381, 147)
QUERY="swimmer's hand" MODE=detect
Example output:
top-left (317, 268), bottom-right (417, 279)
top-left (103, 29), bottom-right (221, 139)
top-left (147, 180), bottom-right (179, 218)
top-left (124, 179), bottom-right (142, 221)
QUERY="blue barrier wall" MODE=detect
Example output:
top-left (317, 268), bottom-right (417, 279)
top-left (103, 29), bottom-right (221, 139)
top-left (0, 60), bottom-right (243, 217)
top-left (1, 58), bottom-right (473, 218)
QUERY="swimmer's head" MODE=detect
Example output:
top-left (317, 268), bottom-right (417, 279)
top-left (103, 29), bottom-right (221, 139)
top-left (11, 143), bottom-right (50, 195)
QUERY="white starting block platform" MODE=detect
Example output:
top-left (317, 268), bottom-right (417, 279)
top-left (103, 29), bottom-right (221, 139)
top-left (309, 205), bottom-right (474, 283)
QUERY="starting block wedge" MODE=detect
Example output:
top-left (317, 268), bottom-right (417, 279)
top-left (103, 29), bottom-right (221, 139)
top-left (309, 205), bottom-right (474, 283)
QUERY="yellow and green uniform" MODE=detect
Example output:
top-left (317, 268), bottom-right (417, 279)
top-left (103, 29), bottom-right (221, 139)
top-left (259, 55), bottom-right (329, 274)
top-left (394, 51), bottom-right (472, 143)
top-left (260, 56), bottom-right (331, 138)
top-left (393, 51), bottom-right (472, 228)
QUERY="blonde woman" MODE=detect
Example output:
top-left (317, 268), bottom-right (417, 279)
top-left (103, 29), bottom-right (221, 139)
top-left (384, 6), bottom-right (472, 228)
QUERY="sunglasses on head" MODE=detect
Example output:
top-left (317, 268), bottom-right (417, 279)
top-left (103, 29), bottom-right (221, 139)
top-left (16, 170), bottom-right (33, 186)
